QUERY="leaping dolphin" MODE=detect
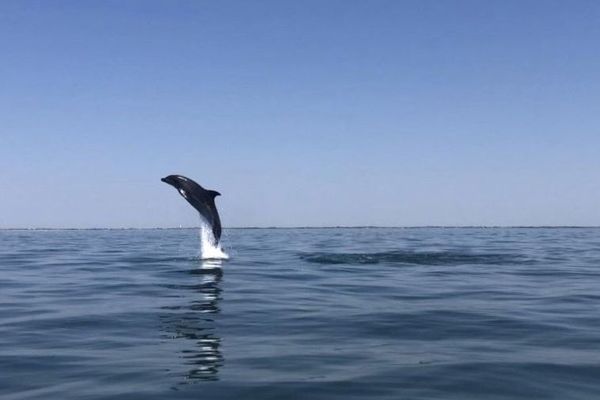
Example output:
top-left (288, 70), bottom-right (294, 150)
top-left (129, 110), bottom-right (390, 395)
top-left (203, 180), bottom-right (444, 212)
top-left (161, 175), bottom-right (222, 243)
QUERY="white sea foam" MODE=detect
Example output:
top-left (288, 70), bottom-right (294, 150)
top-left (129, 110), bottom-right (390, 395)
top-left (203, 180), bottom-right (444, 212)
top-left (199, 221), bottom-right (229, 260)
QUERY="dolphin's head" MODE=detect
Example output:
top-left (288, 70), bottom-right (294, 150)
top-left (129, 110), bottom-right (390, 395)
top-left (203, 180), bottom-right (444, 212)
top-left (161, 175), bottom-right (187, 188)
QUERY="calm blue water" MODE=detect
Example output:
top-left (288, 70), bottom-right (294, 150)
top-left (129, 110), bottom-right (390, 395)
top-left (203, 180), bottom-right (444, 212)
top-left (1, 228), bottom-right (600, 399)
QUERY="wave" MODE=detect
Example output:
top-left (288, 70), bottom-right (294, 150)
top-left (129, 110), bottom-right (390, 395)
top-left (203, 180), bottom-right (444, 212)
top-left (300, 250), bottom-right (526, 266)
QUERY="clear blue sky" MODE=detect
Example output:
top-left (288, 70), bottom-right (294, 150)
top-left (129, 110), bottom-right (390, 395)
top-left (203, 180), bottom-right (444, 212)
top-left (1, 0), bottom-right (599, 228)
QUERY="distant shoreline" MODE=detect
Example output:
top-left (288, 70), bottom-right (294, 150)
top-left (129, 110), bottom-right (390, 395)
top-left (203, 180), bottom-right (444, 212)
top-left (1, 226), bottom-right (599, 231)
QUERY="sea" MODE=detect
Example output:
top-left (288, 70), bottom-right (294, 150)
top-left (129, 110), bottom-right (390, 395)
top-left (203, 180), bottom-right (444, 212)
top-left (1, 227), bottom-right (600, 399)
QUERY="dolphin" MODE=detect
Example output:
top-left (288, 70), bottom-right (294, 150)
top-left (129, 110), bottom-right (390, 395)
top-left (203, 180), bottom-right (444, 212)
top-left (161, 175), bottom-right (222, 243)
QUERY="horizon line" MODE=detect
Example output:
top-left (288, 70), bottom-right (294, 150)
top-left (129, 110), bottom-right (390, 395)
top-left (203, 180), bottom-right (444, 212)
top-left (1, 225), bottom-right (600, 231)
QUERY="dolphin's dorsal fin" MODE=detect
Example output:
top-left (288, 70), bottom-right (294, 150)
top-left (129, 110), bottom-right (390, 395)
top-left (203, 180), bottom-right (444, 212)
top-left (207, 190), bottom-right (221, 198)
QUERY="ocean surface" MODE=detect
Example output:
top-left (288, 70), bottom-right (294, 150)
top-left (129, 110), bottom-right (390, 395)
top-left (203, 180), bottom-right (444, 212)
top-left (1, 228), bottom-right (600, 399)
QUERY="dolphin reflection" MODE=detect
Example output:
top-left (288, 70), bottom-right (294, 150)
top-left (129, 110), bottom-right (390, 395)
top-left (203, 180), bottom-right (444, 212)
top-left (160, 264), bottom-right (224, 382)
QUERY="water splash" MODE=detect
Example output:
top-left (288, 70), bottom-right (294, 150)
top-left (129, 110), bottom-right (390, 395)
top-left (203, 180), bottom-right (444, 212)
top-left (199, 221), bottom-right (229, 260)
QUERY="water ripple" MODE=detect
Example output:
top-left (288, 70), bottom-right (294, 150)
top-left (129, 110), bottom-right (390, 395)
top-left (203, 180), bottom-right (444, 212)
top-left (300, 250), bottom-right (528, 265)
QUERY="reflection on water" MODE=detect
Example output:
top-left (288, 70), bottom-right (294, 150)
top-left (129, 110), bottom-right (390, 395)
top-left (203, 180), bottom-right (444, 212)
top-left (160, 262), bottom-right (224, 382)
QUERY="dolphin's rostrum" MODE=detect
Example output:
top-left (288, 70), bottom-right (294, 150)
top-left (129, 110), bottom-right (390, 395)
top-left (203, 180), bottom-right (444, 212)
top-left (161, 175), bottom-right (222, 243)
